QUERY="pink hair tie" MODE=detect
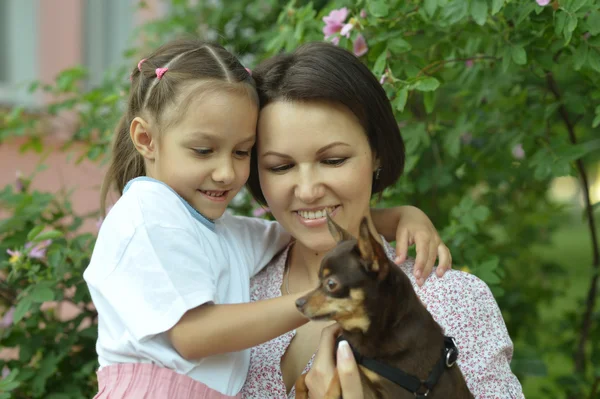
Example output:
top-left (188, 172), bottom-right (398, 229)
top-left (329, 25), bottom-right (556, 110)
top-left (245, 67), bottom-right (252, 76)
top-left (156, 67), bottom-right (168, 80)
top-left (137, 58), bottom-right (146, 72)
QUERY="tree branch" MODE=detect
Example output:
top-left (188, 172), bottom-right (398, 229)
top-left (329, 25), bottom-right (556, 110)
top-left (546, 71), bottom-right (600, 374)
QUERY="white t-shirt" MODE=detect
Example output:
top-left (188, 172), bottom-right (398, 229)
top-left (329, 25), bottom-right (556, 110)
top-left (83, 177), bottom-right (290, 396)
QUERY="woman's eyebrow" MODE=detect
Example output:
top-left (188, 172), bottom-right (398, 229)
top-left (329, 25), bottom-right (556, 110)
top-left (316, 142), bottom-right (351, 155)
top-left (261, 150), bottom-right (292, 159)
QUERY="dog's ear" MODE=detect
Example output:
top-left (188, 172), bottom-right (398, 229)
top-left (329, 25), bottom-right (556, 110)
top-left (357, 217), bottom-right (389, 280)
top-left (326, 212), bottom-right (353, 243)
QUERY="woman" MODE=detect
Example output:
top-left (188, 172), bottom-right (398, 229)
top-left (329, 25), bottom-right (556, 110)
top-left (241, 42), bottom-right (525, 398)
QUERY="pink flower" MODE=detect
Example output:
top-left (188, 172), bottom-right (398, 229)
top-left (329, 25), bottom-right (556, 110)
top-left (536, 0), bottom-right (550, 5)
top-left (252, 207), bottom-right (269, 217)
top-left (465, 60), bottom-right (474, 68)
top-left (6, 249), bottom-right (21, 264)
top-left (1, 366), bottom-right (9, 378)
top-left (330, 36), bottom-right (340, 46)
top-left (380, 72), bottom-right (388, 85)
top-left (340, 23), bottom-right (354, 38)
top-left (353, 34), bottom-right (368, 57)
top-left (512, 143), bottom-right (525, 159)
top-left (360, 9), bottom-right (367, 18)
top-left (25, 239), bottom-right (52, 259)
top-left (322, 7), bottom-right (349, 39)
top-left (0, 307), bottom-right (15, 328)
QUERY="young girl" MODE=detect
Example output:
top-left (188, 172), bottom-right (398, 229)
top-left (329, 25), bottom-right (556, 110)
top-left (84, 39), bottom-right (450, 398)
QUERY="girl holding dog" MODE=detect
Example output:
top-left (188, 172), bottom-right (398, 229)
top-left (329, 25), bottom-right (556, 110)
top-left (84, 38), bottom-right (451, 398)
top-left (241, 42), bottom-right (525, 398)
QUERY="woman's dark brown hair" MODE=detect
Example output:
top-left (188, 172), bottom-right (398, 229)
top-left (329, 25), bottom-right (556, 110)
top-left (247, 41), bottom-right (405, 205)
top-left (100, 39), bottom-right (255, 213)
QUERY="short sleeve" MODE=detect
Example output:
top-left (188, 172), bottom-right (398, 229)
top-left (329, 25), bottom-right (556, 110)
top-left (223, 215), bottom-right (291, 277)
top-left (97, 225), bottom-right (216, 342)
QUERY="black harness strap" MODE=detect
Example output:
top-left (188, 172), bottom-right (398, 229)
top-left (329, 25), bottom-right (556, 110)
top-left (336, 336), bottom-right (459, 398)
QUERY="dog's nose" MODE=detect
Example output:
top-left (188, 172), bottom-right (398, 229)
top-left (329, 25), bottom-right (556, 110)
top-left (295, 297), bottom-right (307, 309)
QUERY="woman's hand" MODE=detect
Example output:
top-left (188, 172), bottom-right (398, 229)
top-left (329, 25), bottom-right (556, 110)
top-left (304, 324), bottom-right (364, 399)
top-left (371, 206), bottom-right (452, 286)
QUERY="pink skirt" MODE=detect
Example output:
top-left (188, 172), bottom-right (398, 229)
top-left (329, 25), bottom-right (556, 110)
top-left (94, 363), bottom-right (241, 399)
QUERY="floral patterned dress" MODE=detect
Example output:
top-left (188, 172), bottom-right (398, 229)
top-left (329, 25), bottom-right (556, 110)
top-left (241, 242), bottom-right (525, 399)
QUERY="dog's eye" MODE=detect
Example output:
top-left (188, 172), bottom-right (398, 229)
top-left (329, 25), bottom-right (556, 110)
top-left (325, 278), bottom-right (339, 292)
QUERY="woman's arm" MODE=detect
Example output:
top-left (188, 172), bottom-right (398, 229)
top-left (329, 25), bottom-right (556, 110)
top-left (168, 292), bottom-right (309, 360)
top-left (451, 279), bottom-right (525, 398)
top-left (371, 206), bottom-right (452, 285)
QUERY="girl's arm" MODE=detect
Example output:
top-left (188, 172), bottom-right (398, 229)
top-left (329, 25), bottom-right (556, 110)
top-left (371, 206), bottom-right (452, 286)
top-left (168, 292), bottom-right (309, 360)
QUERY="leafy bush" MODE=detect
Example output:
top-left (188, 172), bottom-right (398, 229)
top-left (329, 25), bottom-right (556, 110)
top-left (1, 0), bottom-right (599, 397)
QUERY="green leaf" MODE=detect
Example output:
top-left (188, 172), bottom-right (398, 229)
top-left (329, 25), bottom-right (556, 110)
top-left (569, 0), bottom-right (589, 12)
top-left (31, 230), bottom-right (63, 242)
top-left (368, 0), bottom-right (389, 18)
top-left (388, 37), bottom-right (412, 54)
top-left (424, 0), bottom-right (438, 17)
top-left (423, 91), bottom-right (436, 114)
top-left (27, 225), bottom-right (45, 241)
top-left (588, 49), bottom-right (600, 72)
top-left (491, 0), bottom-right (505, 15)
top-left (413, 77), bottom-right (440, 91)
top-left (12, 297), bottom-right (32, 324)
top-left (372, 49), bottom-right (388, 76)
top-left (588, 11), bottom-right (600, 36)
top-left (393, 87), bottom-right (409, 113)
top-left (470, 0), bottom-right (488, 26)
top-left (563, 14), bottom-right (578, 44)
top-left (502, 46), bottom-right (512, 72)
top-left (30, 283), bottom-right (55, 303)
top-left (511, 46), bottom-right (527, 65)
top-left (592, 114), bottom-right (600, 128)
top-left (555, 11), bottom-right (567, 37)
top-left (573, 42), bottom-right (588, 70)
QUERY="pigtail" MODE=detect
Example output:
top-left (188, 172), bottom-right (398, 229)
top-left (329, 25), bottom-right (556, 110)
top-left (100, 113), bottom-right (145, 216)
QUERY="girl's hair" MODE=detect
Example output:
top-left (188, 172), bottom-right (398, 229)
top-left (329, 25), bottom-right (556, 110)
top-left (100, 39), bottom-right (256, 213)
top-left (246, 42), bottom-right (405, 205)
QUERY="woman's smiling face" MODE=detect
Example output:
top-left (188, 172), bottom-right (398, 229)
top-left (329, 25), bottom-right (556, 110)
top-left (257, 100), bottom-right (378, 252)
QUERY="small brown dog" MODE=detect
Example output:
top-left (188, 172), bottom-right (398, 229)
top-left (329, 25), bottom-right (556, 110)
top-left (294, 216), bottom-right (473, 399)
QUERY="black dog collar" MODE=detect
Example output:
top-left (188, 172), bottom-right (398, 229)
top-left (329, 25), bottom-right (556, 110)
top-left (335, 336), bottom-right (459, 398)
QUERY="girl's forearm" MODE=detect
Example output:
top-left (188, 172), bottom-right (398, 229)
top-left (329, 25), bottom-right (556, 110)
top-left (168, 292), bottom-right (309, 360)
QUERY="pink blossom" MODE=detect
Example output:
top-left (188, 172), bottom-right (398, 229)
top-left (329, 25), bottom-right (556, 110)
top-left (1, 366), bottom-right (9, 378)
top-left (330, 36), bottom-right (340, 46)
top-left (353, 34), bottom-right (368, 57)
top-left (465, 59), bottom-right (474, 68)
top-left (252, 207), bottom-right (269, 217)
top-left (0, 307), bottom-right (15, 328)
top-left (512, 143), bottom-right (525, 159)
top-left (340, 23), bottom-right (354, 38)
top-left (6, 249), bottom-right (21, 264)
top-left (322, 7), bottom-right (349, 39)
top-left (360, 9), bottom-right (367, 18)
top-left (25, 239), bottom-right (52, 259)
top-left (380, 72), bottom-right (388, 85)
top-left (536, 0), bottom-right (550, 5)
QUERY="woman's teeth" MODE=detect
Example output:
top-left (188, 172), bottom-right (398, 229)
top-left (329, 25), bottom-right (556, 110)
top-left (297, 207), bottom-right (337, 219)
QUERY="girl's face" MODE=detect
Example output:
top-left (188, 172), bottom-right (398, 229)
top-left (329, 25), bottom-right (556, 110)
top-left (257, 100), bottom-right (377, 252)
top-left (149, 88), bottom-right (258, 220)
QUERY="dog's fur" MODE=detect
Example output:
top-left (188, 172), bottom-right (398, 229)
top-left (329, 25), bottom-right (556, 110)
top-left (294, 216), bottom-right (473, 399)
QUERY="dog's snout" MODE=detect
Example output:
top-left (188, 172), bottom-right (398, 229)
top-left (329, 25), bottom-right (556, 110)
top-left (295, 297), bottom-right (307, 309)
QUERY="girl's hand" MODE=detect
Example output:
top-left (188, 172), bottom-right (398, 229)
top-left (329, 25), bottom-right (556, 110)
top-left (304, 324), bottom-right (364, 399)
top-left (371, 206), bottom-right (452, 286)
